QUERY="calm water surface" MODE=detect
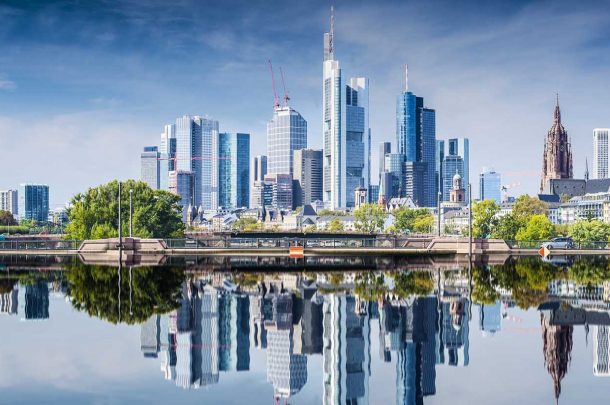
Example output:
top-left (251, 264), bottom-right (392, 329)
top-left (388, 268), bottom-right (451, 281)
top-left (1, 255), bottom-right (610, 404)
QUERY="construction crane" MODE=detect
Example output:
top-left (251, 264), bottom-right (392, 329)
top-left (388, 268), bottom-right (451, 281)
top-left (501, 182), bottom-right (521, 203)
top-left (279, 66), bottom-right (290, 107)
top-left (268, 60), bottom-right (281, 110)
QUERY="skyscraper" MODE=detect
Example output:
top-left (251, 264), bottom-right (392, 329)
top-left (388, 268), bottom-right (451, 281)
top-left (438, 138), bottom-right (470, 202)
top-left (253, 155), bottom-right (268, 183)
top-left (173, 115), bottom-right (219, 210)
top-left (141, 146), bottom-right (161, 189)
top-left (18, 184), bottom-right (49, 222)
top-left (293, 149), bottom-right (323, 207)
top-left (385, 153), bottom-right (405, 198)
top-left (593, 128), bottom-right (610, 179)
top-left (218, 133), bottom-right (250, 209)
top-left (169, 171), bottom-right (194, 222)
top-left (322, 7), bottom-right (370, 209)
top-left (396, 66), bottom-right (436, 207)
top-left (18, 281), bottom-right (49, 320)
top-left (379, 142), bottom-right (391, 179)
top-left (541, 96), bottom-right (573, 192)
top-left (264, 173), bottom-right (293, 210)
top-left (0, 189), bottom-right (18, 216)
top-left (267, 107), bottom-right (307, 177)
top-left (479, 169), bottom-right (501, 203)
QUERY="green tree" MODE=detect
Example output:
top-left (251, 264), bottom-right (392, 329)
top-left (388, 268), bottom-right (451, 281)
top-left (413, 215), bottom-right (434, 233)
top-left (512, 195), bottom-right (548, 222)
top-left (394, 207), bottom-right (433, 234)
top-left (327, 218), bottom-right (345, 232)
top-left (490, 213), bottom-right (522, 241)
top-left (0, 210), bottom-right (17, 226)
top-left (354, 272), bottom-right (388, 301)
top-left (569, 220), bottom-right (610, 245)
top-left (233, 217), bottom-right (259, 231)
top-left (471, 200), bottom-right (500, 238)
top-left (392, 271), bottom-right (434, 297)
top-left (515, 214), bottom-right (555, 241)
top-left (64, 180), bottom-right (184, 240)
top-left (318, 209), bottom-right (346, 216)
top-left (354, 203), bottom-right (388, 233)
top-left (303, 224), bottom-right (317, 233)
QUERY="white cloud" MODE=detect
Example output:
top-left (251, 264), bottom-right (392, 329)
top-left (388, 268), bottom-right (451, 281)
top-left (0, 79), bottom-right (16, 90)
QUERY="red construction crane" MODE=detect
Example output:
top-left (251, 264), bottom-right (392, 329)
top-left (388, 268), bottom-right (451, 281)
top-left (268, 60), bottom-right (280, 110)
top-left (279, 66), bottom-right (290, 107)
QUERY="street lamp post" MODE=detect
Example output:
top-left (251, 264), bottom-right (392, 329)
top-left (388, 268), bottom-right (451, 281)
top-left (437, 190), bottom-right (442, 237)
top-left (129, 189), bottom-right (133, 238)
top-left (118, 181), bottom-right (122, 253)
top-left (468, 183), bottom-right (473, 258)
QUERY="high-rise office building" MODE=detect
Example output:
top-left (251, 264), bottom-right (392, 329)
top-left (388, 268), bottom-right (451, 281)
top-left (18, 184), bottom-right (49, 222)
top-left (218, 133), bottom-right (250, 209)
top-left (173, 115), bottom-right (219, 210)
top-left (437, 138), bottom-right (470, 202)
top-left (479, 169), bottom-right (501, 203)
top-left (18, 281), bottom-right (49, 320)
top-left (253, 155), bottom-right (268, 183)
top-left (385, 153), bottom-right (405, 198)
top-left (264, 173), bottom-right (293, 211)
top-left (404, 161), bottom-right (427, 206)
top-left (267, 107), bottom-right (307, 177)
top-left (0, 189), bottom-right (18, 216)
top-left (379, 142), bottom-right (391, 178)
top-left (169, 171), bottom-right (195, 222)
top-left (141, 146), bottom-right (161, 189)
top-left (322, 7), bottom-right (370, 209)
top-left (293, 149), bottom-right (323, 207)
top-left (593, 128), bottom-right (610, 179)
top-left (396, 66), bottom-right (436, 207)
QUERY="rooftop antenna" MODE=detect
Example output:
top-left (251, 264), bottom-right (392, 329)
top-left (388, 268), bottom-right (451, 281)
top-left (329, 4), bottom-right (334, 56)
top-left (279, 67), bottom-right (290, 107)
top-left (268, 60), bottom-right (280, 110)
top-left (404, 64), bottom-right (409, 92)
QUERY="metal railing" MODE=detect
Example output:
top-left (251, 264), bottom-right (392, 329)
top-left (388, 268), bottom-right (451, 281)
top-left (506, 240), bottom-right (610, 250)
top-left (0, 239), bottom-right (81, 250)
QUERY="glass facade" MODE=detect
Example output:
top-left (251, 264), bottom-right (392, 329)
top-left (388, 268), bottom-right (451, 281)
top-left (169, 171), bottom-right (194, 222)
top-left (438, 138), bottom-right (470, 202)
top-left (140, 146), bottom-right (160, 189)
top-left (0, 189), bottom-right (18, 216)
top-left (593, 128), bottom-right (610, 179)
top-left (293, 149), bottom-right (323, 207)
top-left (218, 133), bottom-right (250, 209)
top-left (479, 169), bottom-right (502, 203)
top-left (18, 184), bottom-right (49, 222)
top-left (267, 107), bottom-right (307, 177)
top-left (385, 153), bottom-right (405, 198)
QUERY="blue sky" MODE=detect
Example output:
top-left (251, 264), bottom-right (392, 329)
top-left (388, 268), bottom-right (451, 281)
top-left (1, 0), bottom-right (609, 206)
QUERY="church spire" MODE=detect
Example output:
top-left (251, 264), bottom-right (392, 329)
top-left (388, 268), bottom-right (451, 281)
top-left (585, 157), bottom-right (590, 180)
top-left (554, 93), bottom-right (561, 124)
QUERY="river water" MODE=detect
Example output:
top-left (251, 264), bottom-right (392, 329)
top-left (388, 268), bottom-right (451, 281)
top-left (1, 255), bottom-right (609, 404)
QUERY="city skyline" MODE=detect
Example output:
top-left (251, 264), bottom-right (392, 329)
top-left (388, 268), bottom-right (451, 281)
top-left (1, 0), bottom-right (610, 206)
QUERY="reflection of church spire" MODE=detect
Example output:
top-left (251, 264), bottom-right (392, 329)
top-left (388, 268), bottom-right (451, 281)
top-left (541, 314), bottom-right (573, 403)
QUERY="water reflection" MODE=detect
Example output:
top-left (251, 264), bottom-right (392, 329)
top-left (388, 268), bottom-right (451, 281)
top-left (2, 255), bottom-right (610, 403)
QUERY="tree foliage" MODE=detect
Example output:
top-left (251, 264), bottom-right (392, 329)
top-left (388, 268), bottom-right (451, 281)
top-left (515, 214), bottom-right (555, 241)
top-left (354, 203), bottom-right (388, 233)
top-left (512, 195), bottom-right (548, 222)
top-left (64, 180), bottom-right (184, 240)
top-left (490, 213), bottom-right (522, 240)
top-left (327, 218), bottom-right (345, 232)
top-left (569, 220), bottom-right (610, 244)
top-left (471, 200), bottom-right (500, 238)
top-left (233, 217), bottom-right (262, 231)
top-left (392, 271), bottom-right (434, 297)
top-left (394, 207), bottom-right (433, 234)
top-left (0, 210), bottom-right (17, 226)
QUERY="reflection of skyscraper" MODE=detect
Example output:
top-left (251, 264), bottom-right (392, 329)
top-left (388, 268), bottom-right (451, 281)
top-left (18, 281), bottom-right (49, 320)
top-left (301, 289), bottom-right (324, 355)
top-left (266, 294), bottom-right (308, 399)
top-left (541, 314), bottom-right (573, 401)
top-left (218, 294), bottom-right (250, 372)
top-left (593, 326), bottom-right (610, 377)
top-left (440, 299), bottom-right (470, 367)
top-left (141, 315), bottom-right (160, 358)
top-left (479, 301), bottom-right (502, 335)
top-left (0, 285), bottom-right (18, 315)
top-left (323, 294), bottom-right (370, 405)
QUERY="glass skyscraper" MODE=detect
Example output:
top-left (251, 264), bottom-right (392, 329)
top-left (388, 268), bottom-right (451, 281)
top-left (173, 115), bottom-right (219, 210)
top-left (267, 107), bottom-right (307, 177)
top-left (218, 133), bottom-right (250, 209)
top-left (396, 69), bottom-right (437, 207)
top-left (438, 138), bottom-right (470, 202)
top-left (18, 184), bottom-right (49, 222)
top-left (141, 146), bottom-right (161, 189)
top-left (322, 9), bottom-right (370, 209)
top-left (479, 169), bottom-right (501, 203)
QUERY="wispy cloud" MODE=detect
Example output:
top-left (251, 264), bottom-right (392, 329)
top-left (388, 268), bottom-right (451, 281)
top-left (0, 78), bottom-right (16, 90)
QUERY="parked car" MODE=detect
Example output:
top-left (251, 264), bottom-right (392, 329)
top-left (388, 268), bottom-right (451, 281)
top-left (540, 237), bottom-right (574, 250)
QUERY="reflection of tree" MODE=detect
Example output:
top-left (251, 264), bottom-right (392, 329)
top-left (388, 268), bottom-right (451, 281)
top-left (471, 266), bottom-right (500, 305)
top-left (541, 314), bottom-right (572, 402)
top-left (0, 279), bottom-right (17, 294)
top-left (567, 256), bottom-right (610, 285)
top-left (392, 271), bottom-right (434, 297)
top-left (66, 264), bottom-right (184, 325)
top-left (354, 272), bottom-right (388, 301)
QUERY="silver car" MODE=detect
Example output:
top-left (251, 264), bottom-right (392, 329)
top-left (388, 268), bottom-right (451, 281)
top-left (540, 237), bottom-right (574, 250)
